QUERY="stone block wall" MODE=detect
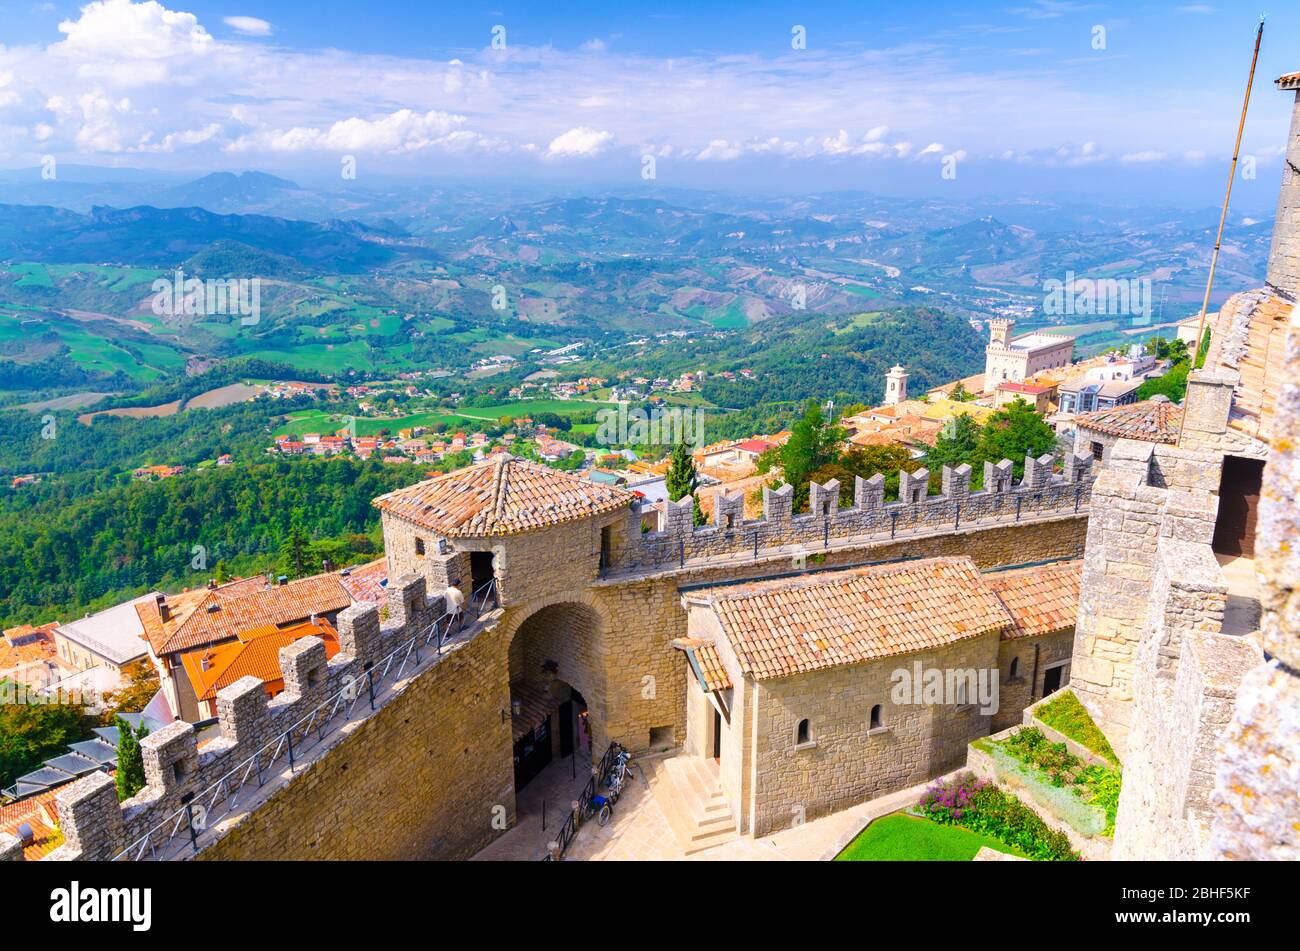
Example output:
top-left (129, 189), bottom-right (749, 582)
top-left (993, 629), bottom-right (1075, 732)
top-left (1265, 85), bottom-right (1300, 299)
top-left (43, 575), bottom-right (516, 862)
top-left (1209, 290), bottom-right (1300, 861)
top-left (746, 635), bottom-right (1001, 837)
top-left (1070, 441), bottom-right (1222, 755)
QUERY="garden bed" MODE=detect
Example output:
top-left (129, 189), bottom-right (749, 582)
top-left (1028, 690), bottom-right (1119, 765)
top-left (914, 771), bottom-right (1080, 860)
top-left (833, 812), bottom-right (1025, 861)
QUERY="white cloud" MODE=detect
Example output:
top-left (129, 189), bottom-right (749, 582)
top-left (0, 0), bottom-right (1254, 173)
top-left (229, 109), bottom-right (475, 154)
top-left (1120, 150), bottom-right (1166, 164)
top-left (546, 126), bottom-right (613, 157)
top-left (223, 16), bottom-right (272, 37)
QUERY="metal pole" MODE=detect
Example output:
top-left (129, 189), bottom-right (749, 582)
top-left (1178, 17), bottom-right (1265, 447)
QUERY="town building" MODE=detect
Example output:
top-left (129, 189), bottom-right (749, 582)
top-left (135, 574), bottom-right (353, 722)
top-left (983, 318), bottom-right (1075, 386)
top-left (674, 557), bottom-right (1079, 834)
top-left (883, 364), bottom-right (909, 405)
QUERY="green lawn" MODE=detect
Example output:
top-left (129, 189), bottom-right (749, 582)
top-left (834, 813), bottom-right (1024, 862)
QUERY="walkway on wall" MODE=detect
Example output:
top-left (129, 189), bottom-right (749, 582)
top-left (597, 505), bottom-right (1087, 584)
top-left (1217, 553), bottom-right (1262, 637)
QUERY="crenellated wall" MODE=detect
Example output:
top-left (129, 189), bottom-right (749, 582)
top-left (44, 574), bottom-right (515, 862)
top-left (603, 452), bottom-right (1093, 575)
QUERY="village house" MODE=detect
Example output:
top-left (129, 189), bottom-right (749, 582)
top-left (135, 574), bottom-right (354, 722)
top-left (674, 557), bottom-right (1079, 836)
top-left (179, 618), bottom-right (341, 720)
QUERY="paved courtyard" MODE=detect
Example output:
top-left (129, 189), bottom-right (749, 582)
top-left (472, 751), bottom-right (943, 861)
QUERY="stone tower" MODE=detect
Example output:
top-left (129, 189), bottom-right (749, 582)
top-left (884, 364), bottom-right (909, 405)
top-left (1267, 71), bottom-right (1300, 300)
top-left (988, 318), bottom-right (1014, 349)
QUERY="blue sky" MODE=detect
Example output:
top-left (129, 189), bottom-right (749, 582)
top-left (0, 0), bottom-right (1297, 206)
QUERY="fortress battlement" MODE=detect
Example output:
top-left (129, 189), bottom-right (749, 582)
top-left (602, 452), bottom-right (1094, 575)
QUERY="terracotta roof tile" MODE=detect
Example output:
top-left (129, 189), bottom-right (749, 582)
top-left (672, 637), bottom-right (732, 691)
top-left (1207, 290), bottom-right (1294, 444)
top-left (179, 618), bottom-right (340, 703)
top-left (985, 560), bottom-right (1082, 639)
top-left (373, 455), bottom-right (635, 537)
top-left (694, 557), bottom-right (1014, 680)
top-left (1074, 399), bottom-right (1182, 443)
top-left (138, 574), bottom-right (352, 656)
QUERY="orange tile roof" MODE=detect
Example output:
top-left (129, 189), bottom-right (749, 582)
top-left (1207, 290), bottom-right (1293, 444)
top-left (0, 788), bottom-right (64, 860)
top-left (1074, 399), bottom-right (1182, 444)
top-left (373, 455), bottom-right (636, 537)
top-left (179, 618), bottom-right (340, 703)
top-left (137, 574), bottom-right (352, 656)
top-left (338, 558), bottom-right (388, 604)
top-left (693, 557), bottom-right (1013, 680)
top-left (673, 638), bottom-right (732, 691)
top-left (985, 560), bottom-right (1082, 639)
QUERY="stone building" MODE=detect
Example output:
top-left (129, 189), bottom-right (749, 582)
top-left (983, 318), bottom-right (1075, 386)
top-left (674, 557), bottom-right (1079, 836)
top-left (1071, 396), bottom-right (1181, 464)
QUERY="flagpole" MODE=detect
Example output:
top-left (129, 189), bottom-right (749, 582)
top-left (1179, 16), bottom-right (1265, 447)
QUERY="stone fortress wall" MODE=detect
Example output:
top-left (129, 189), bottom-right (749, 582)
top-left (603, 453), bottom-right (1093, 575)
top-left (16, 453), bottom-right (1096, 862)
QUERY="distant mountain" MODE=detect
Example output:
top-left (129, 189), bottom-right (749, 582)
top-left (154, 171), bottom-right (303, 212)
top-left (0, 203), bottom-right (402, 272)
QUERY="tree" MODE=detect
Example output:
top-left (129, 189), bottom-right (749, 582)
top-left (809, 444), bottom-right (917, 506)
top-left (101, 661), bottom-right (160, 720)
top-left (666, 441), bottom-right (706, 525)
top-left (777, 400), bottom-right (846, 512)
top-left (279, 515), bottom-right (309, 579)
top-left (948, 381), bottom-right (976, 403)
top-left (115, 715), bottom-right (148, 802)
top-left (976, 398), bottom-right (1057, 478)
top-left (0, 681), bottom-right (94, 788)
top-left (926, 413), bottom-right (983, 477)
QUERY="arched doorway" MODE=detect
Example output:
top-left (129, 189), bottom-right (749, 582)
top-left (507, 601), bottom-right (607, 791)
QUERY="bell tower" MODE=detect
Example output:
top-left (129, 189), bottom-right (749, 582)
top-left (884, 365), bottom-right (909, 405)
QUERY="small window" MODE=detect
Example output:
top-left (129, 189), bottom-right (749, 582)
top-left (1008, 657), bottom-right (1020, 682)
top-left (796, 718), bottom-right (811, 746)
top-left (869, 704), bottom-right (883, 730)
top-left (955, 681), bottom-right (968, 707)
top-left (415, 537), bottom-right (425, 557)
top-left (306, 666), bottom-right (322, 689)
top-left (1091, 442), bottom-right (1105, 462)
top-left (172, 760), bottom-right (187, 783)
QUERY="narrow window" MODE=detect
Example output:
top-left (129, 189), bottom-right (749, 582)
top-left (1091, 442), bottom-right (1105, 461)
top-left (415, 537), bottom-right (425, 557)
top-left (796, 718), bottom-right (811, 745)
top-left (870, 704), bottom-right (883, 730)
top-left (1009, 657), bottom-right (1020, 681)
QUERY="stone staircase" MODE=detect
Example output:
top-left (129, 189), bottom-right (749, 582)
top-left (645, 755), bottom-right (739, 855)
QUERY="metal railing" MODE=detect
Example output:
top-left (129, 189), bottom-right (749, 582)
top-left (542, 741), bottom-right (622, 861)
top-left (112, 575), bottom-right (500, 861)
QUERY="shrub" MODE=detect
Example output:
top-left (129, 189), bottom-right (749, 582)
top-left (917, 772), bottom-right (1079, 861)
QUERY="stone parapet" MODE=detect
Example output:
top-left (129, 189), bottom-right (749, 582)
top-left (603, 451), bottom-right (1093, 575)
top-left (45, 575), bottom-right (457, 862)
